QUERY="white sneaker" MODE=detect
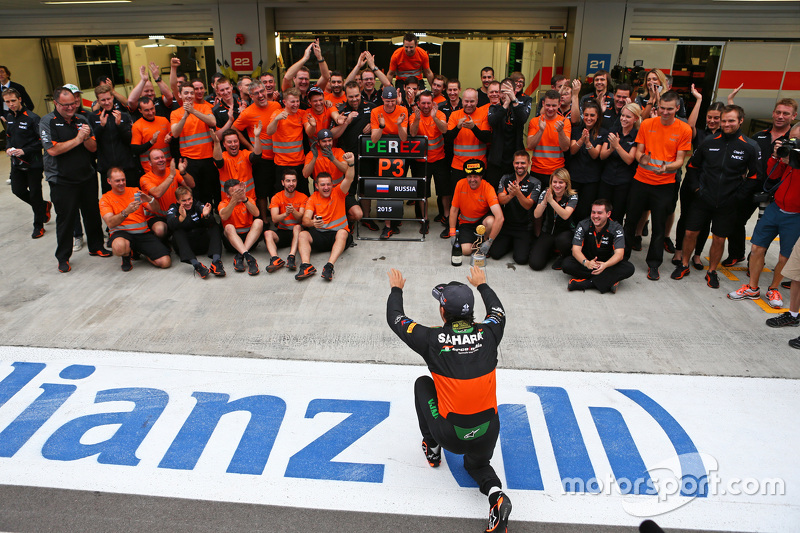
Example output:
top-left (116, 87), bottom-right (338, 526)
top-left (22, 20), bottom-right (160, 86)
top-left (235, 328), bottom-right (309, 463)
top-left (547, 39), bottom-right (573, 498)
top-left (73, 236), bottom-right (84, 252)
top-left (766, 288), bottom-right (784, 309)
top-left (5, 178), bottom-right (11, 185)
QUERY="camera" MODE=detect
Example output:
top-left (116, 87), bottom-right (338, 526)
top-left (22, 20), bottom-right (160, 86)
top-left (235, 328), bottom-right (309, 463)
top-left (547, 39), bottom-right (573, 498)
top-left (754, 191), bottom-right (773, 218)
top-left (777, 138), bottom-right (800, 168)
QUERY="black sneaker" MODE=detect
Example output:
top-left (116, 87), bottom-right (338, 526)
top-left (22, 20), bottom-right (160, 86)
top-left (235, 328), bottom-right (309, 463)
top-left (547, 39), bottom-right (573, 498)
top-left (551, 255), bottom-right (564, 270)
top-left (782, 280), bottom-right (792, 290)
top-left (422, 439), bottom-right (441, 468)
top-left (361, 220), bottom-right (379, 231)
top-left (439, 226), bottom-right (451, 239)
top-left (32, 227), bottom-right (45, 239)
top-left (631, 235), bottom-right (642, 251)
top-left (233, 254), bottom-right (245, 272)
top-left (380, 226), bottom-right (394, 240)
top-left (705, 270), bottom-right (719, 289)
top-left (692, 255), bottom-right (705, 270)
top-left (721, 256), bottom-right (744, 268)
top-left (44, 201), bottom-right (52, 223)
top-left (670, 264), bottom-right (690, 280)
top-left (57, 260), bottom-right (71, 273)
top-left (89, 248), bottom-right (112, 257)
top-left (419, 220), bottom-right (429, 234)
top-left (286, 254), bottom-right (297, 271)
top-left (246, 255), bottom-right (259, 276)
top-left (210, 259), bottom-right (226, 277)
top-left (194, 262), bottom-right (210, 278)
top-left (789, 336), bottom-right (800, 350)
top-left (433, 213), bottom-right (444, 224)
top-left (766, 312), bottom-right (800, 328)
top-left (266, 256), bottom-right (286, 273)
top-left (321, 262), bottom-right (334, 281)
top-left (486, 491), bottom-right (512, 533)
top-left (647, 266), bottom-right (659, 281)
top-left (121, 255), bottom-right (132, 272)
top-left (664, 237), bottom-right (676, 254)
top-left (568, 278), bottom-right (592, 291)
top-left (295, 263), bottom-right (316, 280)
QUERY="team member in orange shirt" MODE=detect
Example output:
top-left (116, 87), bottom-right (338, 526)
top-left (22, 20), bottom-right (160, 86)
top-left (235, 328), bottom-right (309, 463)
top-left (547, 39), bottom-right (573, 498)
top-left (213, 125), bottom-right (261, 205)
top-left (526, 89), bottom-right (571, 183)
top-left (370, 86), bottom-right (409, 239)
top-left (323, 71), bottom-right (347, 107)
top-left (234, 80), bottom-right (282, 220)
top-left (304, 87), bottom-right (336, 140)
top-left (99, 167), bottom-right (171, 272)
top-left (303, 129), bottom-right (363, 225)
top-left (623, 90), bottom-right (692, 281)
top-left (431, 75), bottom-right (447, 105)
top-left (170, 82), bottom-right (218, 205)
top-left (131, 97), bottom-right (172, 173)
top-left (387, 32), bottom-right (434, 90)
top-left (267, 88), bottom-right (309, 195)
top-left (297, 152), bottom-right (356, 282)
top-left (410, 90), bottom-right (448, 234)
top-left (265, 169), bottom-right (308, 273)
top-left (218, 178), bottom-right (263, 275)
top-left (139, 150), bottom-right (195, 240)
top-left (448, 159), bottom-right (504, 257)
top-left (443, 88), bottom-right (492, 239)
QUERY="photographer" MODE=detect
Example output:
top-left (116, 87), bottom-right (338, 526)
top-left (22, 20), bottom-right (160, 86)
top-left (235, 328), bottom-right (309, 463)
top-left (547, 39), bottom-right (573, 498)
top-left (729, 123), bottom-right (800, 308)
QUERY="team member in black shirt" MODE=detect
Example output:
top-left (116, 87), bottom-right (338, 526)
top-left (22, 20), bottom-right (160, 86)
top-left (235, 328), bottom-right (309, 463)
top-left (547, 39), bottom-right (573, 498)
top-left (3, 87), bottom-right (50, 238)
top-left (671, 105), bottom-right (761, 288)
top-left (598, 102), bottom-right (641, 224)
top-left (41, 86), bottom-right (111, 272)
top-left (568, 99), bottom-right (607, 222)
top-left (562, 199), bottom-right (634, 293)
top-left (530, 168), bottom-right (578, 270)
top-left (489, 151), bottom-right (540, 264)
top-left (166, 185), bottom-right (225, 278)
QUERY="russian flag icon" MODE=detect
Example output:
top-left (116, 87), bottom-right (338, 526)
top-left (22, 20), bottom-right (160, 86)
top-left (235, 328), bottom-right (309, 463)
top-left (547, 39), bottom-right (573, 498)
top-left (377, 184), bottom-right (389, 193)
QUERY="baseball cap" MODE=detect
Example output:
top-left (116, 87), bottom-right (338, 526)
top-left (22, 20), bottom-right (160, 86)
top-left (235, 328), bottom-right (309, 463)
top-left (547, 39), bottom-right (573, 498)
top-left (62, 83), bottom-right (81, 94)
top-left (382, 86), bottom-right (397, 99)
top-left (432, 281), bottom-right (474, 317)
top-left (317, 129), bottom-right (333, 140)
top-left (463, 159), bottom-right (486, 175)
top-left (308, 86), bottom-right (324, 97)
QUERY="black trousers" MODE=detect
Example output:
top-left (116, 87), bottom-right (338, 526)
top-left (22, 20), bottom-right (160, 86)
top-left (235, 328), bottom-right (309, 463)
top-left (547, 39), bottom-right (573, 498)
top-left (624, 180), bottom-right (673, 268)
top-left (186, 157), bottom-right (220, 207)
top-left (562, 256), bottom-right (636, 293)
top-left (726, 198), bottom-right (758, 260)
top-left (10, 166), bottom-right (46, 228)
top-left (529, 230), bottom-right (573, 270)
top-left (414, 376), bottom-right (501, 495)
top-left (48, 178), bottom-right (105, 262)
top-left (489, 225), bottom-right (532, 265)
top-left (172, 223), bottom-right (223, 263)
top-left (597, 181), bottom-right (630, 226)
top-left (675, 179), bottom-right (710, 255)
top-left (572, 181), bottom-right (600, 223)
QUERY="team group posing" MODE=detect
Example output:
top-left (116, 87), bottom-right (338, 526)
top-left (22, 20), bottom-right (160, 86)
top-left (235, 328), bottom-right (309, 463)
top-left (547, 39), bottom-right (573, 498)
top-left (4, 34), bottom-right (800, 532)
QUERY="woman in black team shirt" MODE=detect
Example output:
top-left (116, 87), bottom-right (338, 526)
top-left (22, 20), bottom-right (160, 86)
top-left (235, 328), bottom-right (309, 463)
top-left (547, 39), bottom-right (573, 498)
top-left (599, 102), bottom-right (642, 226)
top-left (530, 168), bottom-right (578, 270)
top-left (568, 99), bottom-right (607, 222)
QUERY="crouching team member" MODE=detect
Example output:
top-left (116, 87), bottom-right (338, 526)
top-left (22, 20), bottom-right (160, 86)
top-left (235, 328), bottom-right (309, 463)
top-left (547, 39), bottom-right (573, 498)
top-left (296, 152), bottom-right (356, 281)
top-left (99, 167), bottom-right (171, 272)
top-left (265, 169), bottom-right (308, 272)
top-left (166, 185), bottom-right (225, 278)
top-left (448, 159), bottom-right (504, 257)
top-left (386, 266), bottom-right (512, 533)
top-left (218, 178), bottom-right (263, 275)
top-left (562, 199), bottom-right (634, 293)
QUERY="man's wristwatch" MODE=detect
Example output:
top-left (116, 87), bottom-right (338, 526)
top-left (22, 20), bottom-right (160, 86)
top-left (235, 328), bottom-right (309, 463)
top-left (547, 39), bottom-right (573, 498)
top-left (154, 77), bottom-right (162, 83)
top-left (372, 67), bottom-right (379, 72)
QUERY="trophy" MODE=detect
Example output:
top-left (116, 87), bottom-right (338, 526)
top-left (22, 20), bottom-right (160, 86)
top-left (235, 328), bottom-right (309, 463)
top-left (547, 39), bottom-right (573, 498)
top-left (471, 225), bottom-right (486, 267)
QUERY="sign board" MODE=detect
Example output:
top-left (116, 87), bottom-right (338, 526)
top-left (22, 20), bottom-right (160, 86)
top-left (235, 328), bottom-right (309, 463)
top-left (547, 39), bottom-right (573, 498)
top-left (230, 51), bottom-right (253, 72)
top-left (361, 178), bottom-right (424, 199)
top-left (360, 136), bottom-right (427, 158)
top-left (586, 53), bottom-right (611, 76)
